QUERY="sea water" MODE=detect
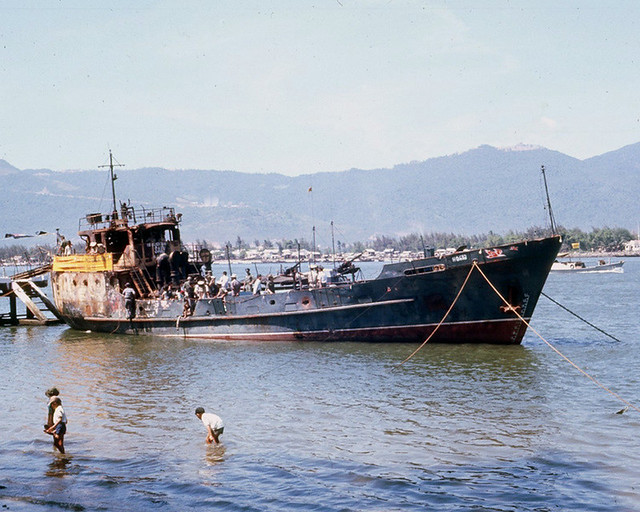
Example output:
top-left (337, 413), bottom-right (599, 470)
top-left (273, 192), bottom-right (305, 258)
top-left (0, 259), bottom-right (639, 511)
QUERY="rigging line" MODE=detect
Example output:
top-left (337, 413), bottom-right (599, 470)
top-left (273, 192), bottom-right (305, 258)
top-left (473, 261), bottom-right (640, 414)
top-left (395, 262), bottom-right (477, 369)
top-left (541, 291), bottom-right (622, 343)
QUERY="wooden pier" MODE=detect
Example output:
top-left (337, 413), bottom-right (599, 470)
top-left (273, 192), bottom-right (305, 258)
top-left (0, 264), bottom-right (64, 326)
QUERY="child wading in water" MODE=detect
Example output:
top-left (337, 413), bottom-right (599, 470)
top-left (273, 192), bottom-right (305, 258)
top-left (195, 407), bottom-right (224, 444)
top-left (45, 397), bottom-right (67, 453)
top-left (44, 387), bottom-right (60, 430)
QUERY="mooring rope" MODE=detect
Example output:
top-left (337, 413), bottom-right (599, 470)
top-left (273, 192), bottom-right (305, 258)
top-left (395, 262), bottom-right (476, 368)
top-left (540, 291), bottom-right (622, 343)
top-left (472, 261), bottom-right (640, 414)
top-left (396, 259), bottom-right (638, 413)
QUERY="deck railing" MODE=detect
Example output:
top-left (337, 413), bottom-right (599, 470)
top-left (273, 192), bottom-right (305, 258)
top-left (79, 206), bottom-right (178, 231)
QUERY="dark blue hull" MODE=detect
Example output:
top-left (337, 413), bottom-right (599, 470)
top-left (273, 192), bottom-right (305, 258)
top-left (57, 236), bottom-right (561, 344)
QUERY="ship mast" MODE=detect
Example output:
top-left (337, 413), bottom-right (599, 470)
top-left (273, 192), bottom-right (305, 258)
top-left (541, 165), bottom-right (557, 235)
top-left (99, 150), bottom-right (125, 220)
top-left (331, 220), bottom-right (336, 269)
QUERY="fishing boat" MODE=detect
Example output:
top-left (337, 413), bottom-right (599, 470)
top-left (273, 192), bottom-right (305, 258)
top-left (550, 257), bottom-right (624, 273)
top-left (50, 154), bottom-right (562, 344)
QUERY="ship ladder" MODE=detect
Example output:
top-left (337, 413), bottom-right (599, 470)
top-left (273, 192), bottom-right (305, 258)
top-left (129, 266), bottom-right (155, 297)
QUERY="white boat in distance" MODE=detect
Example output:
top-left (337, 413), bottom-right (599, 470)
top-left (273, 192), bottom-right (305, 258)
top-left (550, 257), bottom-right (624, 273)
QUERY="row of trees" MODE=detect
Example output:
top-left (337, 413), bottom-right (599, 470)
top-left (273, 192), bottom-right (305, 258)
top-left (364, 226), bottom-right (636, 253)
top-left (366, 226), bottom-right (635, 253)
top-left (199, 226), bottom-right (636, 255)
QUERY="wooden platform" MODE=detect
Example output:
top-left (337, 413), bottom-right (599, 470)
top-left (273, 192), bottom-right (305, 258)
top-left (0, 273), bottom-right (64, 327)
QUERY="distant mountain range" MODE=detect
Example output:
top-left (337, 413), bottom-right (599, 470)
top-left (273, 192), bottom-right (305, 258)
top-left (1, 142), bottom-right (639, 247)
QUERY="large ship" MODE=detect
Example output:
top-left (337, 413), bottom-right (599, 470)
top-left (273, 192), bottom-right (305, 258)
top-left (50, 154), bottom-right (561, 344)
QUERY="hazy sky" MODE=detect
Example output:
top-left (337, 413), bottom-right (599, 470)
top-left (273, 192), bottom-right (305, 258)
top-left (2, 0), bottom-right (639, 175)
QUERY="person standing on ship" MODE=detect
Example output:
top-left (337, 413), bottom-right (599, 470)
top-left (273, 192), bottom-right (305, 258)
top-left (317, 266), bottom-right (327, 288)
top-left (155, 250), bottom-right (171, 288)
top-left (266, 275), bottom-right (275, 294)
top-left (230, 274), bottom-right (242, 296)
top-left (218, 271), bottom-right (230, 291)
top-left (122, 282), bottom-right (136, 325)
top-left (194, 279), bottom-right (207, 300)
top-left (252, 274), bottom-right (263, 295)
top-left (243, 268), bottom-right (254, 292)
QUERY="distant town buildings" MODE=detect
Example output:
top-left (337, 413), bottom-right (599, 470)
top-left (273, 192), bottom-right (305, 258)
top-left (623, 239), bottom-right (640, 253)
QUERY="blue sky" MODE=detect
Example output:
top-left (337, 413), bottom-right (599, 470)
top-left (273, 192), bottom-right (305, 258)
top-left (1, 0), bottom-right (639, 175)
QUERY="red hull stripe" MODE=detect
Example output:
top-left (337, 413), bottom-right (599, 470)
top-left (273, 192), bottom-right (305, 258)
top-left (145, 317), bottom-right (531, 343)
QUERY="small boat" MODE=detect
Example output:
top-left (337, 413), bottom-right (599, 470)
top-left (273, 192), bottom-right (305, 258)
top-left (550, 256), bottom-right (624, 273)
top-left (48, 153), bottom-right (562, 344)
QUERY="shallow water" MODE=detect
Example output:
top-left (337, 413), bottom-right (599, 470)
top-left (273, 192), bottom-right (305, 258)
top-left (1, 259), bottom-right (639, 511)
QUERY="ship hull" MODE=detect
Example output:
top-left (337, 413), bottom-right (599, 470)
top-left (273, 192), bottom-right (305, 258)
top-left (51, 236), bottom-right (561, 344)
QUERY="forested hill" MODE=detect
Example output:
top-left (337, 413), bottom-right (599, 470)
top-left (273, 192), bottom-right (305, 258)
top-left (1, 142), bottom-right (639, 246)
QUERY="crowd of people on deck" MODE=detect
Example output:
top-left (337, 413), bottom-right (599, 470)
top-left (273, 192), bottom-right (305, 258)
top-left (149, 263), bottom-right (278, 316)
top-left (121, 244), bottom-right (336, 321)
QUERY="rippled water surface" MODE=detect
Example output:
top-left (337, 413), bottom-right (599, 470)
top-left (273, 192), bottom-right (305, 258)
top-left (1, 260), bottom-right (639, 511)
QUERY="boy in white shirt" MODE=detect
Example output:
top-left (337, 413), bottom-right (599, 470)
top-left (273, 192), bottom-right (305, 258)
top-left (194, 407), bottom-right (224, 444)
top-left (45, 397), bottom-right (67, 454)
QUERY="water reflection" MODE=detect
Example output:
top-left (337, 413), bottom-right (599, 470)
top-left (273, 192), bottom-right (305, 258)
top-left (45, 455), bottom-right (73, 478)
top-left (204, 443), bottom-right (226, 466)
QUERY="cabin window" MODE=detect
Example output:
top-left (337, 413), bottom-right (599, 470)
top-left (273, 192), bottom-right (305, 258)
top-left (404, 264), bottom-right (445, 276)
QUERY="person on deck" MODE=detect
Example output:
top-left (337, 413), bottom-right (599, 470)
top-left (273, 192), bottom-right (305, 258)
top-left (317, 266), bottom-right (327, 288)
top-left (252, 274), bottom-right (263, 295)
top-left (230, 274), bottom-right (242, 296)
top-left (122, 283), bottom-right (136, 323)
top-left (182, 278), bottom-right (197, 315)
top-left (194, 279), bottom-right (208, 300)
top-left (243, 268), bottom-right (254, 292)
top-left (308, 265), bottom-right (318, 288)
top-left (266, 274), bottom-right (275, 294)
top-left (218, 271), bottom-right (230, 291)
top-left (155, 250), bottom-right (171, 288)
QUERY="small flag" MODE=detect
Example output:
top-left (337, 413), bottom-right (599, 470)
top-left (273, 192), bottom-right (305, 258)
top-left (571, 242), bottom-right (580, 249)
